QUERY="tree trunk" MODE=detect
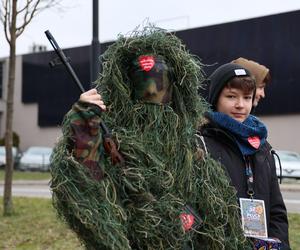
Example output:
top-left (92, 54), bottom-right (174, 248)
top-left (3, 0), bottom-right (17, 216)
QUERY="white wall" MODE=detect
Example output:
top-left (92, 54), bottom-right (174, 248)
top-left (259, 114), bottom-right (300, 153)
top-left (1, 56), bottom-right (299, 153)
top-left (4, 56), bottom-right (62, 151)
top-left (0, 58), bottom-right (8, 138)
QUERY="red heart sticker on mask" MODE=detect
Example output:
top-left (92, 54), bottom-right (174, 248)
top-left (248, 136), bottom-right (260, 149)
top-left (180, 213), bottom-right (195, 231)
top-left (139, 55), bottom-right (155, 72)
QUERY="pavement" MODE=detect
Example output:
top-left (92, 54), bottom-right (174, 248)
top-left (280, 183), bottom-right (300, 192)
top-left (0, 179), bottom-right (50, 185)
top-left (279, 179), bottom-right (300, 191)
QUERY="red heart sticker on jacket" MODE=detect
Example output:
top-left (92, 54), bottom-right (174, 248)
top-left (248, 136), bottom-right (260, 149)
top-left (180, 213), bottom-right (195, 231)
top-left (139, 55), bottom-right (155, 72)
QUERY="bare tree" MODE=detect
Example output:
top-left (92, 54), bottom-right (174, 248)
top-left (1, 0), bottom-right (60, 215)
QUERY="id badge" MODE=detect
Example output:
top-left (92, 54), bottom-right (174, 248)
top-left (239, 198), bottom-right (268, 238)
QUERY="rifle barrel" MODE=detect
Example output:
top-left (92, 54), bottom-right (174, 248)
top-left (45, 30), bottom-right (85, 93)
top-left (45, 30), bottom-right (124, 165)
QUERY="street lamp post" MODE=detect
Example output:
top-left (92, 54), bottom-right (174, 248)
top-left (91, 0), bottom-right (101, 83)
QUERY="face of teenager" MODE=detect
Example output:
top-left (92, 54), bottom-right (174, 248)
top-left (253, 82), bottom-right (266, 107)
top-left (216, 87), bottom-right (253, 122)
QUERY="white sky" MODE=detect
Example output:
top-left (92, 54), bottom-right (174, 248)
top-left (1, 0), bottom-right (300, 58)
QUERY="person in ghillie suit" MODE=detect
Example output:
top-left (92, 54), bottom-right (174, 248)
top-left (50, 26), bottom-right (253, 249)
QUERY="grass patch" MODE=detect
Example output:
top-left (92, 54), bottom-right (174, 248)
top-left (0, 197), bottom-right (299, 249)
top-left (0, 197), bottom-right (83, 250)
top-left (289, 213), bottom-right (300, 248)
top-left (0, 170), bottom-right (50, 181)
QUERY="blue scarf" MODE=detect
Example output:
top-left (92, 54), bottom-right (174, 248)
top-left (207, 112), bottom-right (268, 156)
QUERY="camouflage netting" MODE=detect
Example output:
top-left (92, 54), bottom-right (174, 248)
top-left (50, 26), bottom-right (252, 249)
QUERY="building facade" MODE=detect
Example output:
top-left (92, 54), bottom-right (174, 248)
top-left (1, 10), bottom-right (300, 152)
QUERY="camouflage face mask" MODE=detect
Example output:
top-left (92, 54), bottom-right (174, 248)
top-left (130, 55), bottom-right (173, 104)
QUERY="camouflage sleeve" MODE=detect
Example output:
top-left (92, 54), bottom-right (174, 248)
top-left (66, 101), bottom-right (104, 180)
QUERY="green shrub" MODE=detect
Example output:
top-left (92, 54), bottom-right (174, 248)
top-left (0, 131), bottom-right (20, 148)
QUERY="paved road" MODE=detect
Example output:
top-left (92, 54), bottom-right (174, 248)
top-left (0, 180), bottom-right (51, 198)
top-left (281, 190), bottom-right (300, 214)
top-left (0, 184), bottom-right (51, 198)
top-left (0, 181), bottom-right (299, 213)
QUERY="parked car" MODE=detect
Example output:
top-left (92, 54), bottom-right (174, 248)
top-left (0, 146), bottom-right (20, 168)
top-left (19, 146), bottom-right (53, 171)
top-left (275, 150), bottom-right (300, 179)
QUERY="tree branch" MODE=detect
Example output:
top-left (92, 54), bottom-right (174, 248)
top-left (16, 0), bottom-right (34, 15)
top-left (2, 0), bottom-right (11, 44)
top-left (16, 0), bottom-right (41, 37)
top-left (2, 0), bottom-right (62, 44)
top-left (15, 0), bottom-right (60, 38)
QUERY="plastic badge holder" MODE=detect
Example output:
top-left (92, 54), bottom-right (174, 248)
top-left (252, 237), bottom-right (281, 250)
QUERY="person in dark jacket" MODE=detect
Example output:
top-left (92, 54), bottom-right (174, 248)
top-left (232, 57), bottom-right (271, 112)
top-left (231, 57), bottom-right (271, 108)
top-left (198, 63), bottom-right (290, 249)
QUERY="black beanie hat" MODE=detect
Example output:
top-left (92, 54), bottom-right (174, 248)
top-left (208, 63), bottom-right (251, 110)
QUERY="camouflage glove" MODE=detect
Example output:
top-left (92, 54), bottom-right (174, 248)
top-left (67, 101), bottom-right (104, 180)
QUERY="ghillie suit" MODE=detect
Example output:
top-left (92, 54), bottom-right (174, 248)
top-left (50, 26), bottom-right (252, 249)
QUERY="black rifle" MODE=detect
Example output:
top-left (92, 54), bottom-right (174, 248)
top-left (45, 30), bottom-right (124, 165)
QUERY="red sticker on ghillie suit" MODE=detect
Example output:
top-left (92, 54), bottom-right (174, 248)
top-left (180, 205), bottom-right (203, 232)
top-left (138, 55), bottom-right (155, 71)
top-left (180, 213), bottom-right (195, 231)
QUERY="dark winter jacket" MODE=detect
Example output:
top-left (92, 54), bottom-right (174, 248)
top-left (198, 118), bottom-right (290, 250)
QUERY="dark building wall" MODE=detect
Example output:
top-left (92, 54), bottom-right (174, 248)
top-left (22, 10), bottom-right (300, 127)
top-left (22, 46), bottom-right (91, 126)
top-left (175, 10), bottom-right (300, 115)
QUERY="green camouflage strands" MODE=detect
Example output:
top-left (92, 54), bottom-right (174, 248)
top-left (130, 55), bottom-right (173, 104)
top-left (51, 103), bottom-right (131, 249)
top-left (51, 26), bottom-right (253, 250)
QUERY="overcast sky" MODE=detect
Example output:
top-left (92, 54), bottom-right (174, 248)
top-left (1, 0), bottom-right (300, 58)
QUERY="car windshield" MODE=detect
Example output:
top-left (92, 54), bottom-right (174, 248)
top-left (26, 147), bottom-right (52, 155)
top-left (277, 151), bottom-right (300, 162)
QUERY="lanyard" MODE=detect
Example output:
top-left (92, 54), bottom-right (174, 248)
top-left (244, 156), bottom-right (255, 199)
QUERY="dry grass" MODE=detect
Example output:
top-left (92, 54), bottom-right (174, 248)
top-left (0, 197), bottom-right (299, 249)
top-left (0, 197), bottom-right (83, 250)
top-left (0, 170), bottom-right (50, 181)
